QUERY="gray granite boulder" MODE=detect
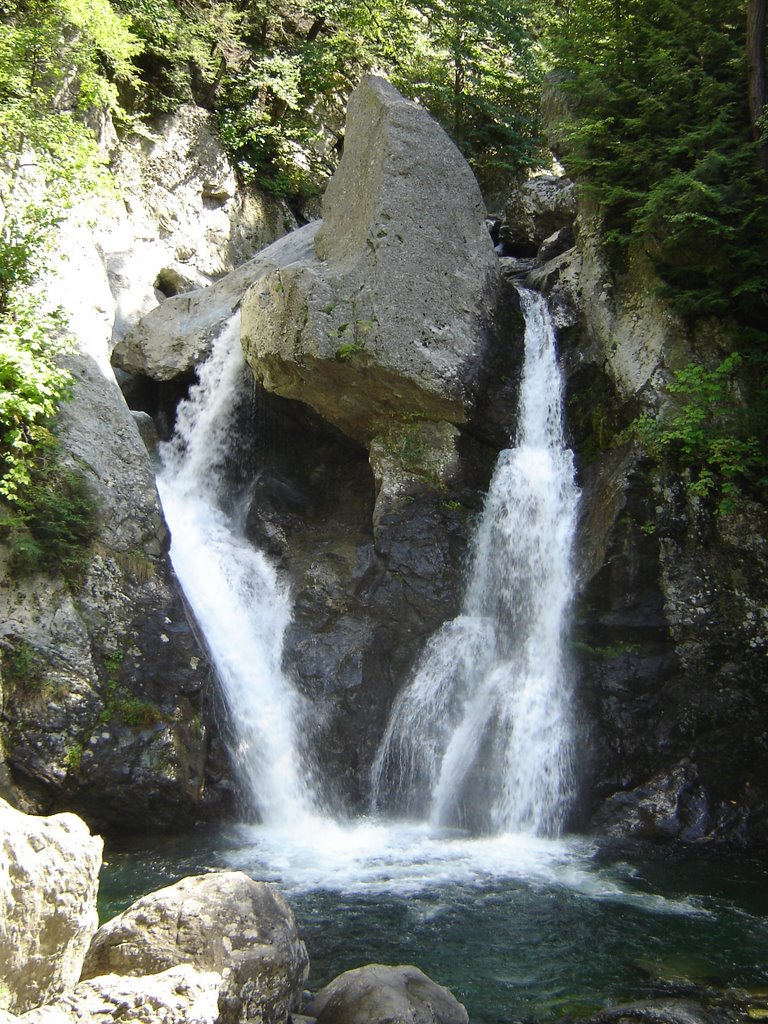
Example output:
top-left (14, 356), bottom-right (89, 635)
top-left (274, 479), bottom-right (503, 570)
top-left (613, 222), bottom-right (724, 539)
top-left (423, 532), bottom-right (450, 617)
top-left (241, 75), bottom-right (507, 451)
top-left (307, 964), bottom-right (468, 1024)
top-left (82, 871), bottom-right (309, 1024)
top-left (0, 801), bottom-right (102, 1013)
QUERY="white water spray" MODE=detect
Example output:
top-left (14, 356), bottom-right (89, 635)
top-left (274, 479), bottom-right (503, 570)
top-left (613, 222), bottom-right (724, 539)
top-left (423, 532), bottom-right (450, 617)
top-left (157, 315), bottom-right (316, 826)
top-left (372, 289), bottom-right (580, 836)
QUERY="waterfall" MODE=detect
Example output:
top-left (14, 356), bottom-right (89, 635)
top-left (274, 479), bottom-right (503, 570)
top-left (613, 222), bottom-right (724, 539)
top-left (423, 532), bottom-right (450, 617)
top-left (372, 288), bottom-right (579, 836)
top-left (157, 314), bottom-right (317, 826)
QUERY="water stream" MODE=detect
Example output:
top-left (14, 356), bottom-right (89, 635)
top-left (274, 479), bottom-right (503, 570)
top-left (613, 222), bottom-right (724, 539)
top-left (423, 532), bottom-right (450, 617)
top-left (157, 314), bottom-right (317, 826)
top-left (372, 288), bottom-right (579, 835)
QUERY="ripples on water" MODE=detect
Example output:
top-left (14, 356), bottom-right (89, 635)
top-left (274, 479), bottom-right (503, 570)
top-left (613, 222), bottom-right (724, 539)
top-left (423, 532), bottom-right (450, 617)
top-left (100, 821), bottom-right (768, 1024)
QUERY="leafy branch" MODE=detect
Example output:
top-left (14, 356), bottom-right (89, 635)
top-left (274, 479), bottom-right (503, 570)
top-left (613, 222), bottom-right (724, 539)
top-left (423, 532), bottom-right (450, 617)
top-left (629, 355), bottom-right (765, 514)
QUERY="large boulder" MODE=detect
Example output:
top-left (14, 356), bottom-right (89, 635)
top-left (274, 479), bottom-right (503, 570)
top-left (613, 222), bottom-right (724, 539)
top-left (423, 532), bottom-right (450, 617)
top-left (82, 872), bottom-right (309, 1024)
top-left (0, 801), bottom-right (102, 1013)
top-left (241, 75), bottom-right (513, 451)
top-left (307, 964), bottom-right (468, 1024)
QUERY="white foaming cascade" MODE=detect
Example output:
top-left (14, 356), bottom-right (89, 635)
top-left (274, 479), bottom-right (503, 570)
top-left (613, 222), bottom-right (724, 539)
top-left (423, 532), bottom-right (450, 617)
top-left (372, 288), bottom-right (580, 836)
top-left (157, 315), bottom-right (316, 826)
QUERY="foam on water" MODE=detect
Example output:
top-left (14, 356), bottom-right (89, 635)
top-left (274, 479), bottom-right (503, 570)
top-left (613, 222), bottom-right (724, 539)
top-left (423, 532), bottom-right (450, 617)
top-left (214, 818), bottom-right (710, 918)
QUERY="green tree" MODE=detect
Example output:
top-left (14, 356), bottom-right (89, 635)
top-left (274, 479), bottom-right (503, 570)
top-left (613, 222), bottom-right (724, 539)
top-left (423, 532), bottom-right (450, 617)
top-left (547, 0), bottom-right (768, 325)
top-left (0, 0), bottom-right (138, 529)
top-left (747, 0), bottom-right (767, 172)
top-left (396, 0), bottom-right (544, 188)
top-left (216, 0), bottom-right (420, 197)
top-left (547, 0), bottom-right (768, 502)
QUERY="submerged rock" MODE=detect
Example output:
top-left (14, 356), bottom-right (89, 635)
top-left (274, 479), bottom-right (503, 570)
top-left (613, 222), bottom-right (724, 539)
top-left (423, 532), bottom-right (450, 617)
top-left (585, 1000), bottom-right (725, 1024)
top-left (307, 964), bottom-right (468, 1024)
top-left (0, 800), bottom-right (102, 1013)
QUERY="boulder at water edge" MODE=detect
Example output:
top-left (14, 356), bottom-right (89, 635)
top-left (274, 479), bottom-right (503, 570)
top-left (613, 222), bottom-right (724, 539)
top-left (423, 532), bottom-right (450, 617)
top-left (0, 799), bottom-right (102, 1013)
top-left (13, 965), bottom-right (221, 1024)
top-left (81, 871), bottom-right (309, 1024)
top-left (306, 964), bottom-right (469, 1024)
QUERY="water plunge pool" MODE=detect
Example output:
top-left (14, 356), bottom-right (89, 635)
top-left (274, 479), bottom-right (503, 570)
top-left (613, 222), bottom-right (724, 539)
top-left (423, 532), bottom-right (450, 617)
top-left (99, 822), bottom-right (768, 1024)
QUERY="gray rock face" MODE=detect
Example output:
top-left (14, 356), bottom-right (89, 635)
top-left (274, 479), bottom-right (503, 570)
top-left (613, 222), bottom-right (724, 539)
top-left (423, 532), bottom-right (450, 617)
top-left (499, 174), bottom-right (576, 252)
top-left (241, 76), bottom-right (512, 450)
top-left (307, 965), bottom-right (468, 1024)
top-left (82, 872), bottom-right (309, 1024)
top-left (105, 103), bottom-right (291, 344)
top-left (17, 965), bottom-right (221, 1024)
top-left (0, 137), bottom-right (218, 833)
top-left (0, 800), bottom-right (102, 1013)
top-left (113, 224), bottom-right (318, 382)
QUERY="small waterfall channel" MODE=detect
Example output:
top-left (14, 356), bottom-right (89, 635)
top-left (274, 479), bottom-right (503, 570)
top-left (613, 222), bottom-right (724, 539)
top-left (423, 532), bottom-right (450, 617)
top-left (157, 313), bottom-right (317, 827)
top-left (372, 287), bottom-right (580, 835)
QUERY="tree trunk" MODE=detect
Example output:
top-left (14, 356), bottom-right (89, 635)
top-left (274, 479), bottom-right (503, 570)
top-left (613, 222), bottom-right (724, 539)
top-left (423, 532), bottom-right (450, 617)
top-left (747, 0), bottom-right (768, 173)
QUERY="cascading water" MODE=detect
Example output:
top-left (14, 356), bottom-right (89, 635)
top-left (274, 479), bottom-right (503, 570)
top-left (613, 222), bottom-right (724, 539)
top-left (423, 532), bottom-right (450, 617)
top-left (157, 313), bottom-right (317, 826)
top-left (155, 285), bottom-right (581, 887)
top-left (106, 291), bottom-right (764, 1024)
top-left (372, 288), bottom-right (580, 836)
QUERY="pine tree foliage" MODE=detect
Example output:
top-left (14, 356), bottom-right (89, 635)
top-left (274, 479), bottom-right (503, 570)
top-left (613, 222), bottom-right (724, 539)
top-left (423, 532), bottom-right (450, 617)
top-left (547, 0), bottom-right (768, 504)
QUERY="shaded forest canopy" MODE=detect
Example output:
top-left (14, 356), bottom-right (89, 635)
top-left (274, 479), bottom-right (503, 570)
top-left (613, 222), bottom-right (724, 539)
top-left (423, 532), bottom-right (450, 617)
top-left (0, 0), bottom-right (767, 524)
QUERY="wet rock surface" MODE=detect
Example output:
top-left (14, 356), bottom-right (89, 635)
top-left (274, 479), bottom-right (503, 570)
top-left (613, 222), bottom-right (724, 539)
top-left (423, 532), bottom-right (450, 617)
top-left (226, 383), bottom-right (494, 810)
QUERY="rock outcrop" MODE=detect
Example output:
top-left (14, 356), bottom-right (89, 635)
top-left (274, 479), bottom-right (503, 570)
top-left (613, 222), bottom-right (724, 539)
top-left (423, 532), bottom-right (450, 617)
top-left (111, 78), bottom-right (521, 811)
top-left (0, 218), bottom-right (210, 833)
top-left (0, 800), bottom-right (102, 1014)
top-left (106, 103), bottom-right (291, 344)
top-left (113, 225), bottom-right (318, 382)
top-left (307, 964), bottom-right (469, 1024)
top-left (235, 80), bottom-right (519, 806)
top-left (499, 174), bottom-right (576, 256)
top-left (82, 871), bottom-right (309, 1024)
